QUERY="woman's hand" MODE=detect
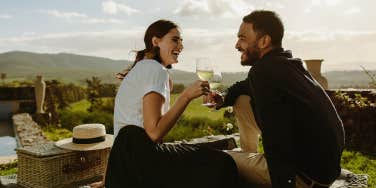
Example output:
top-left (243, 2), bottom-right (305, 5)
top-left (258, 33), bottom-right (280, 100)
top-left (181, 80), bottom-right (210, 101)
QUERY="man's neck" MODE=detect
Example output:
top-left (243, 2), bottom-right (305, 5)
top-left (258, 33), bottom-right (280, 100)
top-left (259, 46), bottom-right (274, 58)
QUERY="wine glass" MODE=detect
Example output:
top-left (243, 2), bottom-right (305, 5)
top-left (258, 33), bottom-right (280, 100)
top-left (210, 70), bottom-right (222, 92)
top-left (196, 58), bottom-right (214, 82)
top-left (208, 70), bottom-right (223, 111)
top-left (196, 58), bottom-right (215, 107)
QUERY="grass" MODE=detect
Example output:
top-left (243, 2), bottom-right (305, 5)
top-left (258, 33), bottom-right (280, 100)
top-left (171, 94), bottom-right (228, 120)
top-left (341, 150), bottom-right (376, 187)
top-left (69, 95), bottom-right (227, 120)
top-left (68, 97), bottom-right (113, 112)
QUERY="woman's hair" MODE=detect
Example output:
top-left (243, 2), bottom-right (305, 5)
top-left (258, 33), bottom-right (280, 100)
top-left (117, 20), bottom-right (178, 80)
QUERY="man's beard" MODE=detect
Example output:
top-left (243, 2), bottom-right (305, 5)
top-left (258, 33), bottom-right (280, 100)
top-left (241, 46), bottom-right (261, 66)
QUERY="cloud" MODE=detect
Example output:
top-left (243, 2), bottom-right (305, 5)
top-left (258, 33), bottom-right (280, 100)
top-left (175, 0), bottom-right (238, 18)
top-left (43, 9), bottom-right (124, 24)
top-left (0, 30), bottom-right (144, 60)
top-left (344, 7), bottom-right (361, 15)
top-left (102, 0), bottom-right (139, 15)
top-left (46, 10), bottom-right (87, 19)
top-left (174, 0), bottom-right (288, 19)
top-left (1, 29), bottom-right (375, 72)
top-left (311, 0), bottom-right (343, 6)
top-left (0, 14), bottom-right (13, 19)
top-left (285, 30), bottom-right (376, 71)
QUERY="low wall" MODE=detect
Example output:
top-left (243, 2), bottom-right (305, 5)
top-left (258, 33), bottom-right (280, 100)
top-left (0, 87), bottom-right (36, 119)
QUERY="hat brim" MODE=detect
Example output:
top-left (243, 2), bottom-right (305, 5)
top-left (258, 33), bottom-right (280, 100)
top-left (55, 134), bottom-right (113, 151)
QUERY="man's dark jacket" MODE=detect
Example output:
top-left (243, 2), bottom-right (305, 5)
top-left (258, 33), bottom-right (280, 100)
top-left (222, 48), bottom-right (345, 187)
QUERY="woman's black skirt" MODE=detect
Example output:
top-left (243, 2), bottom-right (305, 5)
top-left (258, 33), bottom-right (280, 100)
top-left (105, 125), bottom-right (239, 188)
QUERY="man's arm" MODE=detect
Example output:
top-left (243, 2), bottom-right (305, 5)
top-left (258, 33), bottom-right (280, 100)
top-left (220, 77), bottom-right (251, 108)
top-left (254, 61), bottom-right (296, 188)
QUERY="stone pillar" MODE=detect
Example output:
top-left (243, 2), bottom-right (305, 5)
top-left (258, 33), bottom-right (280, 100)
top-left (34, 75), bottom-right (46, 113)
top-left (304, 59), bottom-right (329, 90)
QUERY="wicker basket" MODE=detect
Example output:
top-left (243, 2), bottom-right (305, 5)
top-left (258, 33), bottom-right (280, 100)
top-left (16, 143), bottom-right (110, 188)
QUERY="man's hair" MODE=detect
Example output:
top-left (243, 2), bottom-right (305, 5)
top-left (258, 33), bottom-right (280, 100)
top-left (243, 10), bottom-right (284, 47)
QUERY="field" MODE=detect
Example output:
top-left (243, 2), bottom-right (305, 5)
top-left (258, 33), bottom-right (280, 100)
top-left (69, 94), bottom-right (227, 120)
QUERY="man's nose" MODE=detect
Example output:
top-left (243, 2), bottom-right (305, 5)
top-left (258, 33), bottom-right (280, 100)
top-left (235, 40), bottom-right (240, 50)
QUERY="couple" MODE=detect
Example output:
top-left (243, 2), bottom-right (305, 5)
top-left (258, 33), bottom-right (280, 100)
top-left (105, 10), bottom-right (345, 188)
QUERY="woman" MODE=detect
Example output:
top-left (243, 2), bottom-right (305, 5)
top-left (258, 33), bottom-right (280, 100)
top-left (105, 20), bottom-right (239, 188)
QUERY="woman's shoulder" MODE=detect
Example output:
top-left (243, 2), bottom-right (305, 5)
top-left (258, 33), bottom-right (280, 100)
top-left (134, 59), bottom-right (167, 72)
top-left (132, 59), bottom-right (168, 81)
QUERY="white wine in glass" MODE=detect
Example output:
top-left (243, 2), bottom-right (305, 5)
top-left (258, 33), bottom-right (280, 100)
top-left (196, 58), bottom-right (215, 107)
top-left (197, 70), bottom-right (214, 81)
top-left (196, 58), bottom-right (214, 81)
top-left (209, 71), bottom-right (222, 91)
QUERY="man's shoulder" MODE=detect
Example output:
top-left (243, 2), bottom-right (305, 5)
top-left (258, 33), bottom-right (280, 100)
top-left (254, 56), bottom-right (303, 80)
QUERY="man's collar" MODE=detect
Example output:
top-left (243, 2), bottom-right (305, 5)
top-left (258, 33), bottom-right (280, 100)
top-left (262, 47), bottom-right (284, 58)
top-left (252, 47), bottom-right (288, 67)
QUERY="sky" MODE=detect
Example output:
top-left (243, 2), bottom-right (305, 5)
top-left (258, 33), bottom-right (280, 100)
top-left (0, 0), bottom-right (375, 72)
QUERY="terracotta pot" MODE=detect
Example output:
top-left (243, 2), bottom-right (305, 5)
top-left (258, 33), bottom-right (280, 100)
top-left (304, 59), bottom-right (328, 89)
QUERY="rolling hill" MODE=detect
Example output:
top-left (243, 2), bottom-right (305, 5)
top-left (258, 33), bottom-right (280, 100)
top-left (0, 51), bottom-right (375, 88)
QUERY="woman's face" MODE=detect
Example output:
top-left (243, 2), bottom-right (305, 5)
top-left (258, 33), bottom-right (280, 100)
top-left (155, 28), bottom-right (183, 66)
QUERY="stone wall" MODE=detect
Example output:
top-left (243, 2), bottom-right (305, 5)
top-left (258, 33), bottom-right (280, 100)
top-left (326, 89), bottom-right (376, 154)
top-left (12, 113), bottom-right (50, 147)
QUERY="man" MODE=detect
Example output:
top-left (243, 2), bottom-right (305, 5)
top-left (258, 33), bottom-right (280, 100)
top-left (209, 10), bottom-right (345, 188)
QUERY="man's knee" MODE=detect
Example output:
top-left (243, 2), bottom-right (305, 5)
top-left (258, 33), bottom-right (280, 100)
top-left (233, 95), bottom-right (251, 114)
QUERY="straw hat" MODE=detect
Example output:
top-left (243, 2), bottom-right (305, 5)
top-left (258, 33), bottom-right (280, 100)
top-left (55, 124), bottom-right (113, 151)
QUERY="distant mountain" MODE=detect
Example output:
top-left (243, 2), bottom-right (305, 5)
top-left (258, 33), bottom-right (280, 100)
top-left (0, 51), bottom-right (132, 84)
top-left (0, 51), bottom-right (374, 88)
top-left (324, 70), bottom-right (376, 89)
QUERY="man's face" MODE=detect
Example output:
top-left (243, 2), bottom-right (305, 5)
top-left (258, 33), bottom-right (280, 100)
top-left (235, 22), bottom-right (262, 66)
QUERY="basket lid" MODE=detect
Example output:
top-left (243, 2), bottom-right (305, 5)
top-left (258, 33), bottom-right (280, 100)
top-left (16, 142), bottom-right (73, 157)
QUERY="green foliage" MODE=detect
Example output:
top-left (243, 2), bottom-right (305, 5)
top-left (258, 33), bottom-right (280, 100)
top-left (59, 109), bottom-right (113, 134)
top-left (42, 126), bottom-right (72, 141)
top-left (86, 77), bottom-right (103, 112)
top-left (0, 160), bottom-right (17, 176)
top-left (100, 83), bottom-right (118, 97)
top-left (330, 91), bottom-right (376, 153)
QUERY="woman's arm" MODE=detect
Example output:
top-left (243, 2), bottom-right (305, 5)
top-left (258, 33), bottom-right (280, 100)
top-left (143, 80), bottom-right (209, 142)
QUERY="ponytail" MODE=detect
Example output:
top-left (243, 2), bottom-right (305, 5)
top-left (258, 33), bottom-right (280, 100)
top-left (116, 47), bottom-right (164, 80)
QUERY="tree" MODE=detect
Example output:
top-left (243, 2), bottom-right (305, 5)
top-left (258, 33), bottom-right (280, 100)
top-left (1, 73), bottom-right (6, 86)
top-left (86, 77), bottom-right (103, 112)
top-left (361, 66), bottom-right (376, 88)
top-left (44, 80), bottom-right (70, 126)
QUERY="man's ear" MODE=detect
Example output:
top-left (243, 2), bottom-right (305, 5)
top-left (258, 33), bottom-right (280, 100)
top-left (259, 35), bottom-right (272, 49)
top-left (152, 36), bottom-right (160, 47)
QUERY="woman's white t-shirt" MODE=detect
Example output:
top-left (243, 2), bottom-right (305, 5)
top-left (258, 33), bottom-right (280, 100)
top-left (113, 59), bottom-right (170, 137)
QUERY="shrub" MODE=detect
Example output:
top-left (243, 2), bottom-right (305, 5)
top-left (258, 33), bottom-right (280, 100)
top-left (59, 110), bottom-right (113, 134)
top-left (327, 90), bottom-right (376, 154)
top-left (42, 126), bottom-right (72, 141)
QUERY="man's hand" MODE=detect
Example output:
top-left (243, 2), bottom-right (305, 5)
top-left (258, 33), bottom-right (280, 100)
top-left (203, 92), bottom-right (224, 109)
